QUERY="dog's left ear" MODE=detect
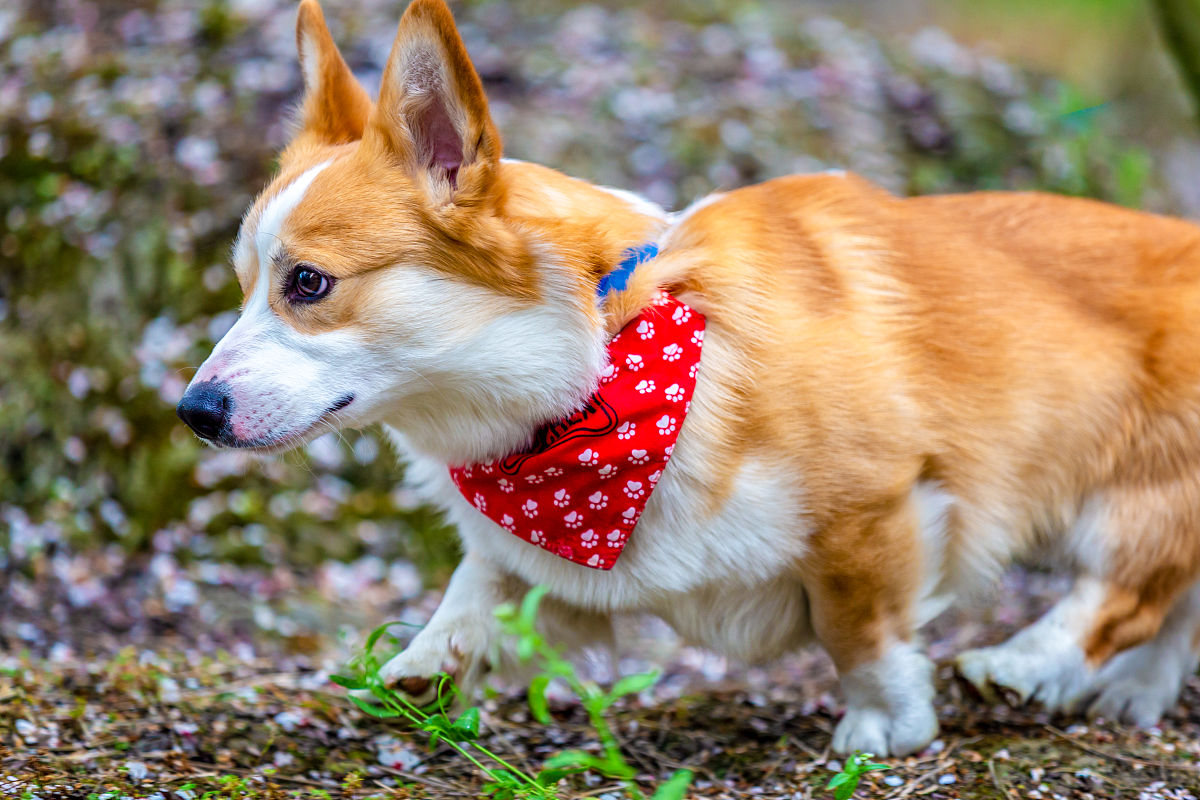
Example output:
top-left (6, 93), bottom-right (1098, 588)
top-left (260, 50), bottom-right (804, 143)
top-left (367, 0), bottom-right (502, 207)
top-left (295, 0), bottom-right (372, 145)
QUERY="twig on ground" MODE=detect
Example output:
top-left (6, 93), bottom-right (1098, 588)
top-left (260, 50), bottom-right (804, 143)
top-left (1045, 725), bottom-right (1200, 772)
top-left (988, 757), bottom-right (1011, 798)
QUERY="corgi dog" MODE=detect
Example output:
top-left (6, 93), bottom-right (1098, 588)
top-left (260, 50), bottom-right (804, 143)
top-left (177, 0), bottom-right (1200, 756)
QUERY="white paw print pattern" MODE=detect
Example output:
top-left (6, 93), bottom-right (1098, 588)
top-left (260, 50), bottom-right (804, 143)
top-left (652, 292), bottom-right (671, 306)
top-left (447, 295), bottom-right (703, 572)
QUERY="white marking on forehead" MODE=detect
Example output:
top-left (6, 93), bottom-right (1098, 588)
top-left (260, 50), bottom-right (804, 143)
top-left (243, 160), bottom-right (333, 314)
top-left (256, 160), bottom-right (332, 269)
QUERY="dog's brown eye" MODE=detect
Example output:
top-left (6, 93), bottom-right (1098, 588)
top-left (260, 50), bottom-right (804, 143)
top-left (291, 266), bottom-right (331, 301)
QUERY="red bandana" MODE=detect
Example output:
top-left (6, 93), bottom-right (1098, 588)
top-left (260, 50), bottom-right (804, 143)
top-left (449, 292), bottom-right (706, 569)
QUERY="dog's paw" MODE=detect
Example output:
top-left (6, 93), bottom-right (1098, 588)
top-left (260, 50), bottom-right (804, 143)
top-left (1083, 641), bottom-right (1195, 726)
top-left (354, 625), bottom-right (492, 706)
top-left (832, 703), bottom-right (937, 757)
top-left (834, 642), bottom-right (937, 757)
top-left (955, 639), bottom-right (1089, 710)
top-left (1086, 677), bottom-right (1182, 727)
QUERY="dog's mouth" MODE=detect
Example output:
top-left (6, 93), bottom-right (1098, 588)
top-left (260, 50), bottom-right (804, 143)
top-left (219, 393), bottom-right (355, 454)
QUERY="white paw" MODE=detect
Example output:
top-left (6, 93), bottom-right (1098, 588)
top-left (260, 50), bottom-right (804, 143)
top-left (956, 638), bottom-right (1089, 710)
top-left (356, 623), bottom-right (492, 706)
top-left (832, 704), bottom-right (937, 757)
top-left (834, 642), bottom-right (938, 757)
top-left (1084, 641), bottom-right (1197, 727)
top-left (1087, 678), bottom-right (1183, 727)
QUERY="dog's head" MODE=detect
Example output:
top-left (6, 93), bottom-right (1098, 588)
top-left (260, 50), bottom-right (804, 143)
top-left (177, 0), bottom-right (609, 463)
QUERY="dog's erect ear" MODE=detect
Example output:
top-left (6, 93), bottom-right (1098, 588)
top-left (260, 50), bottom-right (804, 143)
top-left (294, 0), bottom-right (372, 145)
top-left (367, 0), bottom-right (501, 206)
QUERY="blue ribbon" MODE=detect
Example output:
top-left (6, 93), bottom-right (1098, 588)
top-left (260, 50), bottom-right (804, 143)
top-left (596, 242), bottom-right (659, 299)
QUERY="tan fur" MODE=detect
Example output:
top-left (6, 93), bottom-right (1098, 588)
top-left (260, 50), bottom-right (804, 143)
top-left (224, 0), bottom-right (1200, 747)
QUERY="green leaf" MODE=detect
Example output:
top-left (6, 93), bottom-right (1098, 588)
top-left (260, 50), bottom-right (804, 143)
top-left (349, 693), bottom-right (401, 718)
top-left (364, 621), bottom-right (417, 654)
top-left (528, 674), bottom-right (551, 724)
top-left (519, 585), bottom-right (549, 629)
top-left (493, 602), bottom-right (517, 623)
top-left (535, 764), bottom-right (586, 786)
top-left (541, 749), bottom-right (626, 776)
top-left (826, 773), bottom-right (851, 789)
top-left (329, 673), bottom-right (367, 690)
top-left (610, 670), bottom-right (659, 699)
top-left (649, 769), bottom-right (694, 800)
top-left (452, 707), bottom-right (481, 739)
top-left (542, 750), bottom-right (594, 770)
top-left (480, 769), bottom-right (524, 800)
top-left (517, 634), bottom-right (535, 663)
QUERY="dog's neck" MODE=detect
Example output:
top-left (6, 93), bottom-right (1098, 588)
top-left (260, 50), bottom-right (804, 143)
top-left (382, 161), bottom-right (670, 466)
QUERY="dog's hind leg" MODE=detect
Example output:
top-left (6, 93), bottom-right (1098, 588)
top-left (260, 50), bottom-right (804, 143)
top-left (1082, 580), bottom-right (1200, 726)
top-left (957, 482), bottom-right (1200, 721)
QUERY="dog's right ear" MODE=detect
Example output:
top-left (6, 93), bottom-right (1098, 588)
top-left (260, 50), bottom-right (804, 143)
top-left (294, 0), bottom-right (372, 145)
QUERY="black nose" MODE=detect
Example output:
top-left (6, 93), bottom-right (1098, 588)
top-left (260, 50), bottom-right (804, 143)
top-left (176, 380), bottom-right (233, 441)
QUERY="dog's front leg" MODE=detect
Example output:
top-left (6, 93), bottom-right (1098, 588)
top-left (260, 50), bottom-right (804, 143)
top-left (373, 551), bottom-right (612, 702)
top-left (806, 498), bottom-right (938, 757)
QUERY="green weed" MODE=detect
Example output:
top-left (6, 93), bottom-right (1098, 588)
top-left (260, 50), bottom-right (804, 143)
top-left (334, 585), bottom-right (693, 800)
top-left (825, 751), bottom-right (891, 800)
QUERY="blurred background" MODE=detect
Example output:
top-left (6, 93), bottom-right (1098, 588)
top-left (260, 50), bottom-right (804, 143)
top-left (2, 0), bottom-right (1199, 663)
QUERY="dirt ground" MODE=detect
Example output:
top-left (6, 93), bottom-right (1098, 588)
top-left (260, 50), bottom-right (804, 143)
top-left (2, 558), bottom-right (1199, 799)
